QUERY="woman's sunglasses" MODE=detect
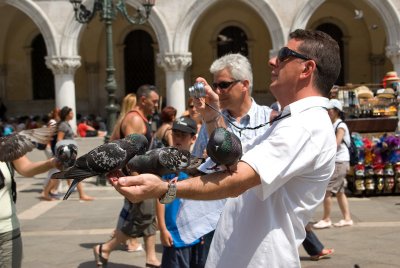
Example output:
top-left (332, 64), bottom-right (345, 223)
top-left (212, 80), bottom-right (241, 91)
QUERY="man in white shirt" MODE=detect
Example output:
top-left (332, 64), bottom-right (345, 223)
top-left (111, 29), bottom-right (341, 267)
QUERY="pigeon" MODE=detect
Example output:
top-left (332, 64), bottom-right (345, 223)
top-left (0, 122), bottom-right (57, 162)
top-left (124, 146), bottom-right (204, 177)
top-left (206, 127), bottom-right (242, 173)
top-left (55, 140), bottom-right (78, 170)
top-left (51, 134), bottom-right (149, 200)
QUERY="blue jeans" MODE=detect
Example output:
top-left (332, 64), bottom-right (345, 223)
top-left (302, 230), bottom-right (323, 256)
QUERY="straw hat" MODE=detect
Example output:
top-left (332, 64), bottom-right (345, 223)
top-left (355, 85), bottom-right (374, 99)
top-left (377, 88), bottom-right (396, 98)
top-left (382, 71), bottom-right (400, 87)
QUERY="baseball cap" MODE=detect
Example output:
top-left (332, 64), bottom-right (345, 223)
top-left (172, 117), bottom-right (197, 134)
top-left (327, 99), bottom-right (343, 112)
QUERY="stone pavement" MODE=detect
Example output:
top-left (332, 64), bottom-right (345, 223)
top-left (16, 137), bottom-right (400, 267)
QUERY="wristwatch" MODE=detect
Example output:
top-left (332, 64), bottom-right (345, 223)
top-left (159, 178), bottom-right (178, 204)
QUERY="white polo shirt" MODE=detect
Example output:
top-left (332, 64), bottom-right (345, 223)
top-left (206, 96), bottom-right (337, 268)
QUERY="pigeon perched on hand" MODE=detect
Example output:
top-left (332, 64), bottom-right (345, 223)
top-left (124, 146), bottom-right (204, 177)
top-left (51, 134), bottom-right (148, 200)
top-left (206, 127), bottom-right (242, 172)
top-left (0, 122), bottom-right (57, 162)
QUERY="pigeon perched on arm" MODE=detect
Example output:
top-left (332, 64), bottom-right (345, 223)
top-left (206, 127), bottom-right (242, 173)
top-left (0, 122), bottom-right (57, 162)
top-left (51, 134), bottom-right (148, 200)
top-left (124, 146), bottom-right (204, 177)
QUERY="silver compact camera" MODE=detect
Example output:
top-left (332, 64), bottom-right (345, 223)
top-left (188, 82), bottom-right (206, 98)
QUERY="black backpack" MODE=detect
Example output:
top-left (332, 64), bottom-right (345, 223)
top-left (335, 122), bottom-right (359, 166)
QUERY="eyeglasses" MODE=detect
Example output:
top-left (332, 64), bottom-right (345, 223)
top-left (212, 80), bottom-right (241, 91)
top-left (277, 47), bottom-right (312, 63)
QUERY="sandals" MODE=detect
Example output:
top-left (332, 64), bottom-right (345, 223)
top-left (310, 248), bottom-right (334, 261)
top-left (93, 244), bottom-right (108, 267)
top-left (145, 263), bottom-right (161, 268)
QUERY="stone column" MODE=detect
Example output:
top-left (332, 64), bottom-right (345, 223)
top-left (369, 53), bottom-right (385, 84)
top-left (157, 52), bottom-right (192, 116)
top-left (386, 45), bottom-right (400, 76)
top-left (46, 56), bottom-right (81, 131)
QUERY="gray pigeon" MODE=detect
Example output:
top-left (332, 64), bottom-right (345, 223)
top-left (51, 134), bottom-right (148, 200)
top-left (124, 146), bottom-right (204, 177)
top-left (206, 127), bottom-right (242, 172)
top-left (0, 122), bottom-right (57, 162)
top-left (55, 140), bottom-right (78, 170)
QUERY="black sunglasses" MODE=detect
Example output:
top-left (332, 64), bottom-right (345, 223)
top-left (212, 80), bottom-right (241, 91)
top-left (278, 47), bottom-right (312, 63)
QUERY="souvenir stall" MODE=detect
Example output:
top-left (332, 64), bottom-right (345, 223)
top-left (336, 71), bottom-right (400, 196)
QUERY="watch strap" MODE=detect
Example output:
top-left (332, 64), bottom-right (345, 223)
top-left (159, 177), bottom-right (178, 204)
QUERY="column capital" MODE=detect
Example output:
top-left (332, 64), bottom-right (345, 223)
top-left (386, 45), bottom-right (400, 63)
top-left (369, 53), bottom-right (385, 65)
top-left (157, 52), bottom-right (192, 72)
top-left (45, 56), bottom-right (82, 75)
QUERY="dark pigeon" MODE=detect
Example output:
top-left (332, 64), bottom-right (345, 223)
top-left (0, 122), bottom-right (57, 162)
top-left (124, 146), bottom-right (204, 177)
top-left (51, 134), bottom-right (148, 200)
top-left (206, 127), bottom-right (242, 172)
top-left (55, 141), bottom-right (78, 170)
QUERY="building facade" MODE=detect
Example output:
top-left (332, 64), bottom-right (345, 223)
top-left (1, 0), bottom-right (400, 129)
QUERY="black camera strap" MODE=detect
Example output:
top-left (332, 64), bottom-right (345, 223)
top-left (204, 102), bottom-right (291, 136)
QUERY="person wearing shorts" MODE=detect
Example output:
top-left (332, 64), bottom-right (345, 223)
top-left (314, 99), bottom-right (354, 229)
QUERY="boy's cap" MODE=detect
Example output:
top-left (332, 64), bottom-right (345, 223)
top-left (172, 117), bottom-right (197, 134)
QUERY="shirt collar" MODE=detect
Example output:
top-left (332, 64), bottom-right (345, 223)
top-left (285, 96), bottom-right (330, 115)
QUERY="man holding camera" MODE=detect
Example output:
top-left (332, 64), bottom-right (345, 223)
top-left (111, 29), bottom-right (341, 267)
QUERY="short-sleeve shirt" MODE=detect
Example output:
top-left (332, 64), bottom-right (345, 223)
top-left (0, 162), bottom-right (19, 234)
top-left (205, 97), bottom-right (337, 268)
top-left (192, 98), bottom-right (273, 157)
top-left (58, 121), bottom-right (75, 140)
top-left (333, 119), bottom-right (350, 162)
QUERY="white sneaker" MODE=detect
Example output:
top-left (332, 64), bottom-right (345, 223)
top-left (333, 219), bottom-right (353, 227)
top-left (313, 220), bottom-right (332, 229)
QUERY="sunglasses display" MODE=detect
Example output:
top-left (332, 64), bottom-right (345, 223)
top-left (277, 47), bottom-right (311, 63)
top-left (212, 80), bottom-right (241, 91)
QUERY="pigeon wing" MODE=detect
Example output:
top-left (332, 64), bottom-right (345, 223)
top-left (0, 123), bottom-right (57, 162)
top-left (86, 143), bottom-right (128, 173)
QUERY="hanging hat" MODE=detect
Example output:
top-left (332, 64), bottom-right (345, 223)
top-left (355, 85), bottom-right (374, 99)
top-left (376, 88), bottom-right (395, 98)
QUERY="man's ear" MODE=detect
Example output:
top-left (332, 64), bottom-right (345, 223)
top-left (242, 80), bottom-right (250, 92)
top-left (302, 61), bottom-right (316, 75)
top-left (191, 134), bottom-right (197, 145)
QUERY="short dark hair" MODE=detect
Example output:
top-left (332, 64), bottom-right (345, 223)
top-left (289, 29), bottom-right (341, 96)
top-left (136, 84), bottom-right (158, 98)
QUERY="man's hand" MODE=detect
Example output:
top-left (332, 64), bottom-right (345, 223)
top-left (109, 173), bottom-right (167, 203)
top-left (193, 77), bottom-right (221, 122)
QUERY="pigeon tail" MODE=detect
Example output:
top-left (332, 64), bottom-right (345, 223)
top-left (63, 179), bottom-right (80, 200)
top-left (51, 170), bottom-right (67, 179)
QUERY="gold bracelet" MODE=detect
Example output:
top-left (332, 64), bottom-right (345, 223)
top-left (205, 115), bottom-right (220, 124)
